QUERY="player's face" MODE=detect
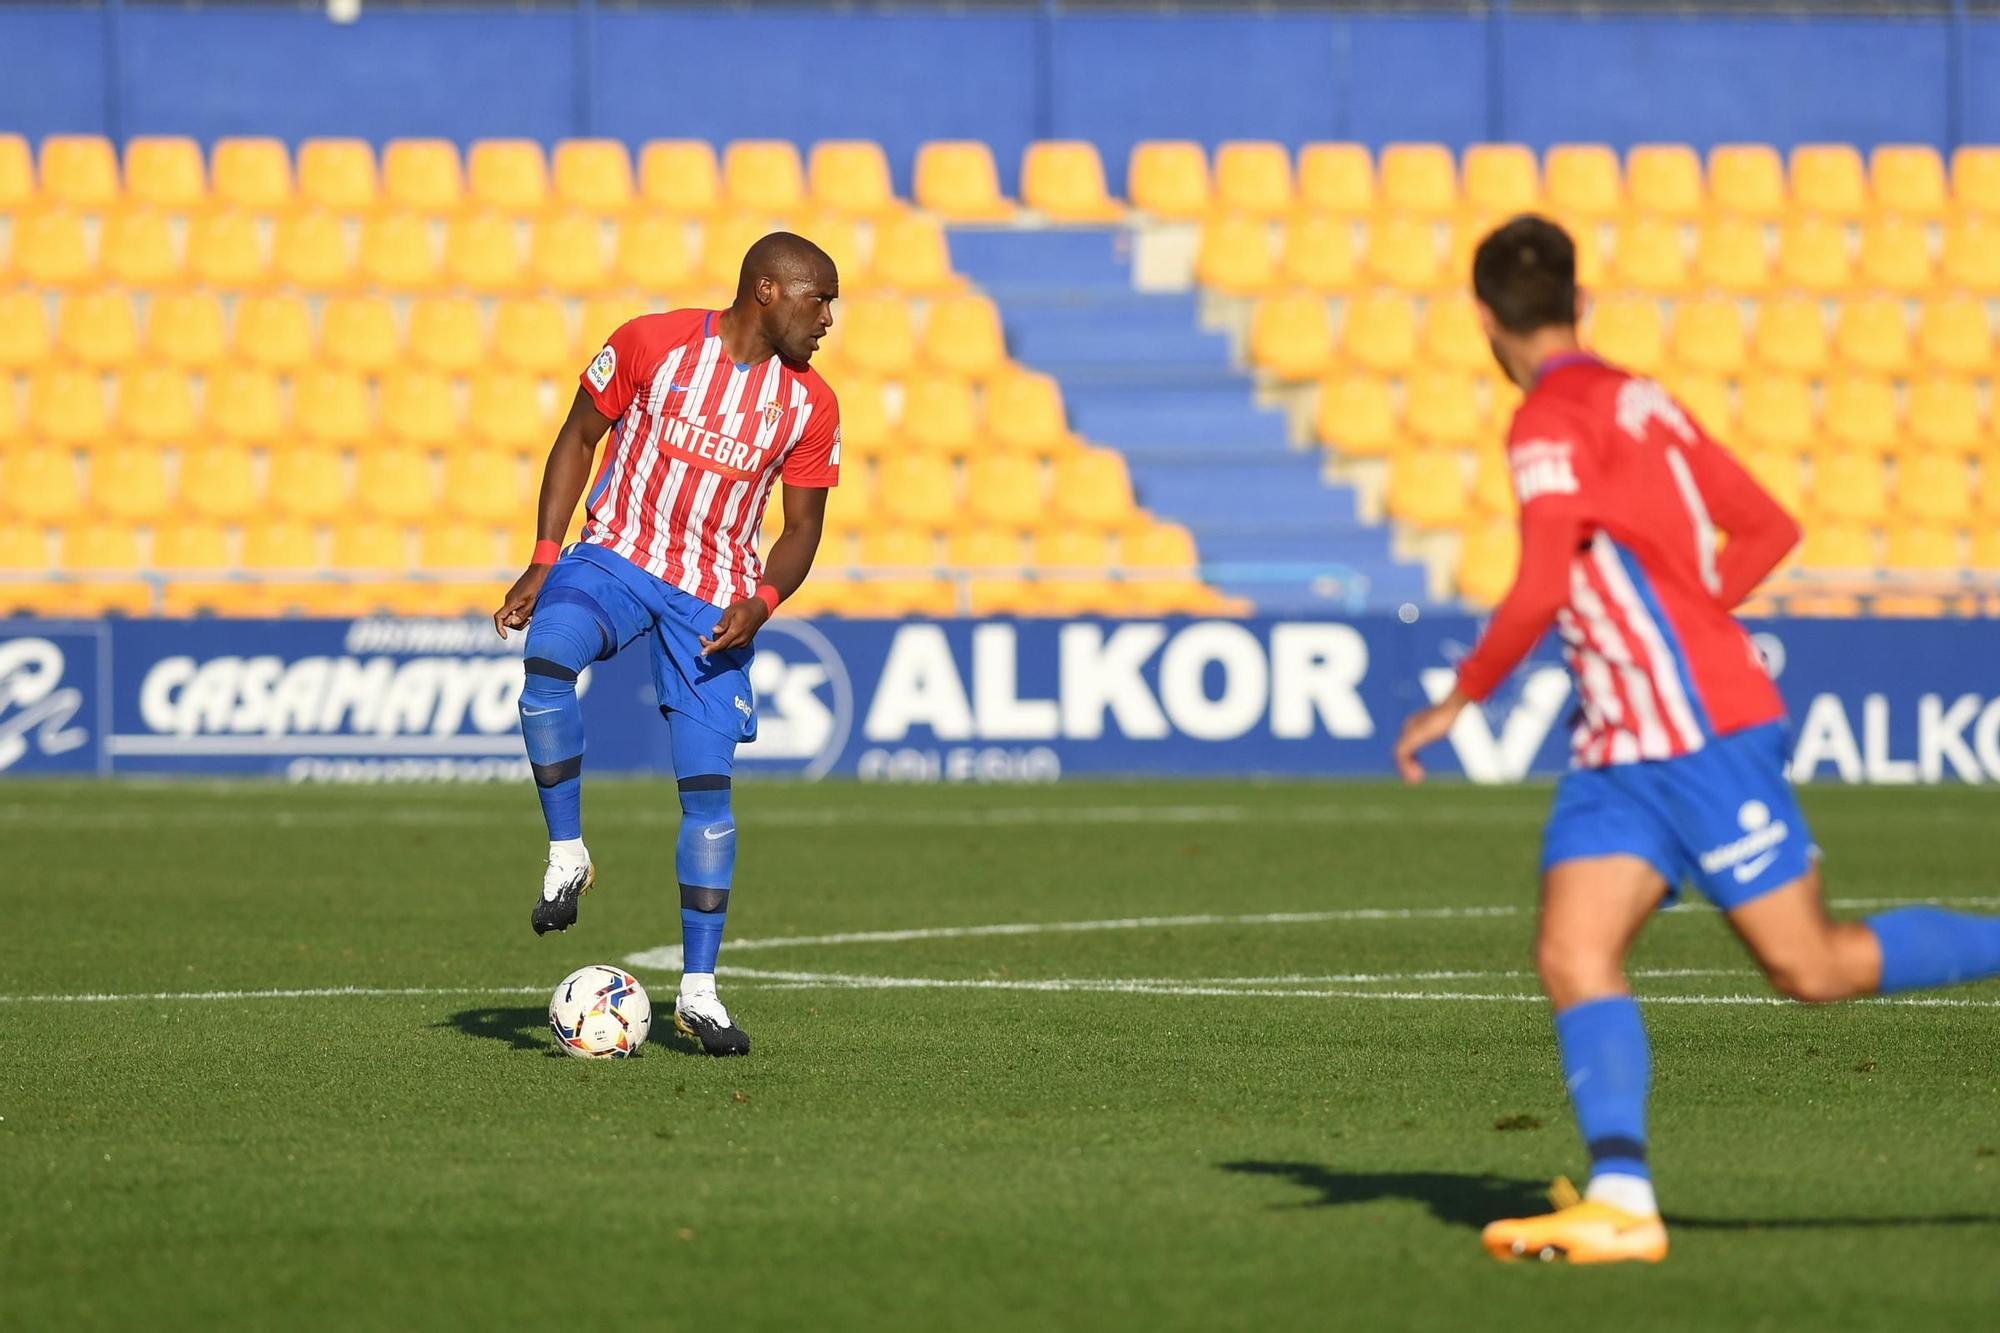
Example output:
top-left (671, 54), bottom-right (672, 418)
top-left (765, 266), bottom-right (839, 363)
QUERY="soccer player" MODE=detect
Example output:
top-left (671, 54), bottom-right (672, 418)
top-left (492, 232), bottom-right (841, 1057)
top-left (1394, 215), bottom-right (2000, 1264)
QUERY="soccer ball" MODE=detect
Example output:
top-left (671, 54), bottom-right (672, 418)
top-left (548, 965), bottom-right (651, 1059)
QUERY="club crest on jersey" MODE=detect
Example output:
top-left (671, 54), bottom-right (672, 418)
top-left (586, 346), bottom-right (616, 392)
top-left (762, 401), bottom-right (782, 428)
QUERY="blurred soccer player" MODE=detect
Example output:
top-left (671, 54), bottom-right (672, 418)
top-left (493, 232), bottom-right (841, 1056)
top-left (1395, 215), bottom-right (2000, 1263)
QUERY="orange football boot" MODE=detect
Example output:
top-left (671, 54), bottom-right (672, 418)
top-left (1481, 1178), bottom-right (1669, 1265)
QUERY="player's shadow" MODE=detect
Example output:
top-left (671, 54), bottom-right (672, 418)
top-left (441, 1005), bottom-right (561, 1054)
top-left (1221, 1161), bottom-right (2000, 1232)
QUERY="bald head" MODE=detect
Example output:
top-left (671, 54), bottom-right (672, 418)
top-left (730, 230), bottom-right (839, 365)
top-left (737, 231), bottom-right (836, 300)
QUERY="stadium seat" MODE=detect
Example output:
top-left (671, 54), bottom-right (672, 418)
top-left (26, 364), bottom-right (106, 443)
top-left (204, 367), bottom-right (287, 443)
top-left (1627, 144), bottom-right (1705, 219)
top-left (1797, 521), bottom-right (1875, 569)
top-left (965, 454), bottom-right (1046, 529)
top-left (326, 517), bottom-right (411, 577)
top-left (1278, 214), bottom-right (1360, 293)
top-left (1586, 296), bottom-right (1665, 375)
top-left (836, 297), bottom-right (916, 377)
top-left (1899, 452), bottom-right (1973, 524)
top-left (1740, 448), bottom-right (1806, 514)
top-left (404, 297), bottom-right (488, 376)
top-left (610, 213), bottom-right (695, 294)
top-left (0, 527), bottom-right (57, 615)
top-left (14, 210), bottom-right (94, 286)
top-left (1812, 451), bottom-right (1889, 523)
top-left (468, 140), bottom-right (549, 216)
top-left (1249, 295), bottom-right (1336, 381)
top-left (417, 520), bottom-right (500, 574)
top-left (356, 447), bottom-right (437, 520)
top-left (321, 295), bottom-right (402, 376)
top-left (1940, 218), bottom-right (2000, 293)
top-left (530, 213), bottom-right (612, 294)
top-left (151, 521), bottom-right (230, 575)
top-left (639, 140), bottom-right (723, 215)
top-left (231, 295), bottom-right (314, 373)
top-left (809, 140), bottom-right (897, 217)
top-left (0, 133), bottom-right (31, 212)
top-left (241, 518), bottom-right (322, 572)
top-left (1194, 215), bottom-right (1277, 295)
top-left (268, 446), bottom-right (351, 521)
top-left (1972, 527), bottom-right (2000, 570)
top-left (1790, 144), bottom-right (1868, 219)
top-left (440, 450), bottom-right (522, 524)
top-left (986, 370), bottom-right (1073, 456)
top-left (39, 135), bottom-right (119, 211)
top-left (1883, 522), bottom-right (1962, 571)
top-left (91, 444), bottom-right (173, 523)
top-left (946, 526), bottom-right (1025, 576)
top-left (1916, 294), bottom-right (1992, 375)
top-left (469, 371), bottom-right (554, 453)
top-left (877, 454), bottom-right (959, 529)
top-left (1822, 377), bottom-right (1900, 456)
top-left (2, 445), bottom-right (82, 521)
top-left (723, 140), bottom-right (807, 214)
top-left (1404, 370), bottom-right (1483, 449)
top-left (701, 215), bottom-right (772, 288)
top-left (0, 290), bottom-right (51, 371)
top-left (100, 209), bottom-right (182, 287)
top-left (56, 290), bottom-right (140, 370)
top-left (59, 526), bottom-right (152, 615)
top-left (923, 294), bottom-right (1008, 380)
top-left (186, 211), bottom-right (270, 290)
top-left (541, 139), bottom-right (632, 218)
top-left (873, 213), bottom-right (960, 294)
top-left (900, 377), bottom-right (981, 456)
top-left (1461, 144), bottom-right (1537, 215)
top-left (1340, 293), bottom-right (1419, 375)
top-left (292, 368), bottom-right (374, 446)
top-left (1456, 517), bottom-right (1520, 607)
top-left (124, 135), bottom-right (206, 211)
top-left (1833, 297), bottom-right (1912, 376)
top-left (830, 376), bottom-right (893, 459)
top-left (1420, 297), bottom-right (1492, 377)
top-left (1906, 376), bottom-right (1984, 455)
top-left (856, 527), bottom-right (953, 614)
top-left (1751, 297), bottom-right (1829, 376)
top-left (1610, 216), bottom-right (1689, 294)
top-left (273, 211), bottom-right (356, 292)
top-left (802, 213), bottom-right (867, 291)
top-left (1051, 448), bottom-right (1137, 529)
top-left (1128, 141), bottom-right (1210, 220)
top-left (298, 138), bottom-right (379, 214)
top-left (445, 213), bottom-right (526, 293)
top-left (1856, 216), bottom-right (1932, 294)
top-left (1668, 297), bottom-right (1747, 377)
top-left (1386, 447), bottom-right (1469, 529)
top-left (1316, 375), bottom-right (1398, 459)
top-left (181, 445), bottom-right (261, 522)
top-left (1545, 144), bottom-right (1622, 218)
top-left (382, 139), bottom-right (465, 214)
top-left (1022, 141), bottom-right (1122, 222)
top-left (1296, 143), bottom-right (1376, 215)
top-left (212, 137), bottom-right (293, 213)
top-left (358, 212), bottom-right (442, 290)
top-left (1364, 214), bottom-right (1443, 289)
top-left (577, 297), bottom-right (650, 356)
top-left (1871, 144), bottom-right (1947, 219)
top-left (1952, 146), bottom-right (2000, 215)
top-left (1710, 144), bottom-right (1788, 218)
top-left (1214, 141), bottom-right (1294, 217)
top-left (1378, 143), bottom-right (1459, 216)
top-left (114, 365), bottom-right (197, 443)
top-left (380, 371), bottom-right (461, 446)
top-left (1668, 373), bottom-right (1736, 440)
top-left (1775, 217), bottom-right (1852, 293)
top-left (1031, 527), bottom-right (1115, 581)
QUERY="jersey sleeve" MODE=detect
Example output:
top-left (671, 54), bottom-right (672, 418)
top-left (578, 317), bottom-right (657, 421)
top-left (781, 387), bottom-right (840, 487)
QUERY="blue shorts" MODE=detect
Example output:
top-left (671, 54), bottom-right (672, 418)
top-left (1541, 722), bottom-right (1816, 911)
top-left (538, 542), bottom-right (756, 746)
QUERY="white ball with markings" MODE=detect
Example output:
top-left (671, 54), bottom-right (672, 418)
top-left (548, 965), bottom-right (651, 1059)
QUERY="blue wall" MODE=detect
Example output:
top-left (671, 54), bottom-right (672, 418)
top-left (0, 4), bottom-right (1991, 193)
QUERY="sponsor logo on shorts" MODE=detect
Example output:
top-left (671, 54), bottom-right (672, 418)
top-left (1698, 799), bottom-right (1790, 879)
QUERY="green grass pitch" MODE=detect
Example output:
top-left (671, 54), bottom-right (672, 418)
top-left (3, 779), bottom-right (1998, 1331)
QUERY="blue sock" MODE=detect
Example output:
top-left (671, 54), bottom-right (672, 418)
top-left (676, 775), bottom-right (734, 976)
top-left (519, 603), bottom-right (604, 843)
top-left (1554, 995), bottom-right (1651, 1182)
top-left (1866, 908), bottom-right (2000, 994)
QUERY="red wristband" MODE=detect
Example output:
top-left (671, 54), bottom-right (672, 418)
top-left (531, 540), bottom-right (561, 566)
top-left (754, 584), bottom-right (782, 616)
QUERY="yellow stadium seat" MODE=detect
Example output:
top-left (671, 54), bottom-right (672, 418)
top-left (947, 526), bottom-right (1026, 575)
top-left (1710, 144), bottom-right (1788, 219)
top-left (292, 368), bottom-right (374, 446)
top-left (469, 371), bottom-right (555, 452)
top-left (0, 134), bottom-right (31, 212)
top-left (898, 377), bottom-right (980, 456)
top-left (1797, 521), bottom-right (1875, 569)
top-left (204, 367), bottom-right (287, 443)
top-left (1279, 214), bottom-right (1360, 293)
top-left (1906, 376), bottom-right (1983, 455)
top-left (1833, 297), bottom-right (1911, 376)
top-left (326, 517), bottom-right (408, 576)
top-left (1740, 448), bottom-right (1806, 514)
top-left (382, 139), bottom-right (464, 214)
top-left (1899, 452), bottom-right (1973, 524)
top-left (1855, 216), bottom-right (1932, 294)
top-left (1248, 294), bottom-right (1335, 381)
top-left (1627, 144), bottom-right (1705, 219)
top-left (1297, 143), bottom-right (1376, 215)
top-left (273, 211), bottom-right (355, 291)
top-left (808, 141), bottom-right (896, 217)
top-left (639, 140), bottom-right (722, 216)
top-left (1128, 141), bottom-right (1210, 220)
top-left (444, 213), bottom-right (525, 294)
top-left (91, 444), bottom-right (172, 523)
top-left (1916, 294), bottom-right (1991, 375)
top-left (115, 366), bottom-right (197, 443)
top-left (1668, 372), bottom-right (1736, 441)
top-left (320, 295), bottom-right (402, 376)
top-left (1883, 522), bottom-right (1962, 570)
top-left (0, 528), bottom-right (58, 615)
top-left (1470, 441), bottom-right (1512, 514)
top-left (151, 521), bottom-right (229, 574)
top-left (125, 136), bottom-right (205, 211)
top-left (1669, 298), bottom-right (1747, 377)
top-left (1377, 142), bottom-right (1458, 216)
top-left (1340, 293), bottom-right (1419, 375)
top-left (1823, 377), bottom-right (1900, 456)
top-left (1790, 144), bottom-right (1867, 219)
top-left (1776, 216), bottom-right (1852, 293)
top-left (2, 445), bottom-right (82, 521)
top-left (1031, 528), bottom-right (1115, 582)
top-left (700, 215), bottom-right (771, 289)
top-left (39, 135), bottom-right (119, 211)
top-left (824, 376), bottom-right (891, 460)
top-left (986, 370), bottom-right (1072, 457)
top-left (724, 140), bottom-right (807, 215)
top-left (1364, 214), bottom-right (1443, 289)
top-left (1456, 518), bottom-right (1520, 607)
top-left (1610, 216), bottom-right (1688, 293)
top-left (1586, 296), bottom-right (1665, 374)
top-left (14, 210), bottom-right (94, 286)
top-left (529, 212), bottom-right (611, 294)
top-left (1545, 144), bottom-right (1622, 219)
top-left (56, 290), bottom-right (139, 370)
top-left (268, 447), bottom-right (351, 521)
top-left (241, 518), bottom-right (322, 571)
top-left (0, 290), bottom-right (50, 372)
top-left (1461, 144), bottom-right (1537, 216)
top-left (137, 293), bottom-right (223, 373)
top-left (547, 139), bottom-right (633, 217)
top-left (380, 371), bottom-right (460, 447)
top-left (1973, 527), bottom-right (2000, 571)
top-left (1871, 145), bottom-right (1947, 219)
top-left (923, 294), bottom-right (1008, 380)
top-left (1812, 451), bottom-right (1889, 522)
top-left (186, 211), bottom-right (270, 289)
top-left (877, 455), bottom-right (959, 529)
top-left (1752, 297), bottom-right (1829, 376)
top-left (1022, 141), bottom-right (1122, 222)
top-left (1316, 375), bottom-right (1398, 459)
top-left (611, 213), bottom-right (695, 294)
top-left (835, 298), bottom-right (915, 378)
top-left (228, 295), bottom-right (311, 373)
top-left (1214, 141), bottom-right (1294, 217)
top-left (27, 365), bottom-right (106, 443)
top-left (856, 527), bottom-right (952, 613)
top-left (417, 520), bottom-right (499, 573)
top-left (298, 138), bottom-right (379, 214)
top-left (1120, 520), bottom-right (1198, 579)
top-left (1052, 448), bottom-right (1136, 529)
top-left (60, 525), bottom-right (153, 615)
top-left (1952, 146), bottom-right (2000, 215)
top-left (1387, 447), bottom-right (1469, 529)
top-left (800, 212), bottom-right (867, 291)
top-left (406, 298), bottom-right (487, 376)
top-left (468, 140), bottom-right (549, 216)
top-left (965, 454), bottom-right (1047, 529)
top-left (576, 297), bottom-right (651, 359)
top-left (1194, 215), bottom-right (1277, 295)
top-left (99, 209), bottom-right (182, 287)
top-left (356, 447), bottom-right (436, 520)
top-left (181, 445), bottom-right (261, 522)
top-left (1404, 370), bottom-right (1483, 449)
top-left (358, 212), bottom-right (441, 290)
top-left (1940, 217), bottom-right (2000, 293)
top-left (872, 213), bottom-right (960, 294)
top-left (440, 450), bottom-right (522, 524)
top-left (211, 137), bottom-right (292, 213)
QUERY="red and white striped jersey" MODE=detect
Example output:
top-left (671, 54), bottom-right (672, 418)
top-left (1455, 354), bottom-right (1799, 769)
top-left (576, 309), bottom-right (840, 607)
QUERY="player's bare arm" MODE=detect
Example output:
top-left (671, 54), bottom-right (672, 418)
top-left (493, 389), bottom-right (615, 639)
top-left (698, 483), bottom-right (828, 657)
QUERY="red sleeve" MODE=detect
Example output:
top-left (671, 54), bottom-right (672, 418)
top-left (1682, 423), bottom-right (1801, 609)
top-left (780, 383), bottom-right (840, 487)
top-left (578, 317), bottom-right (659, 421)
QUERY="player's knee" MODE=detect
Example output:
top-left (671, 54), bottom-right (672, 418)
top-left (1535, 935), bottom-right (1622, 1005)
top-left (1764, 959), bottom-right (1849, 1004)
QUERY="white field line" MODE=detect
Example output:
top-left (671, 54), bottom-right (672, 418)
top-left (0, 984), bottom-right (546, 1005)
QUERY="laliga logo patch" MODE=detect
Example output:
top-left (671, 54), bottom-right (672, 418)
top-left (742, 620), bottom-right (852, 781)
top-left (0, 637), bottom-right (89, 772)
top-left (585, 345), bottom-right (616, 392)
